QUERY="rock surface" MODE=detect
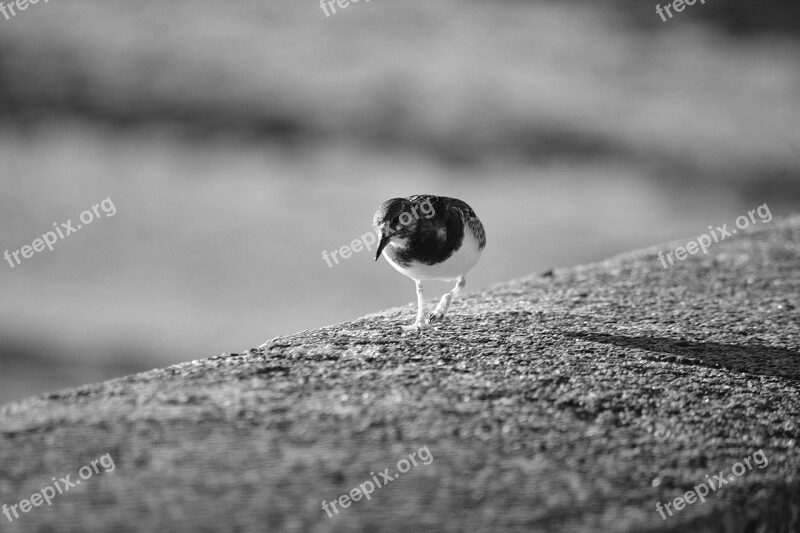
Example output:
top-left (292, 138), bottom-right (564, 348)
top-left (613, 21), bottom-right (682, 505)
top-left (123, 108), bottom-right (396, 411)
top-left (1, 216), bottom-right (799, 533)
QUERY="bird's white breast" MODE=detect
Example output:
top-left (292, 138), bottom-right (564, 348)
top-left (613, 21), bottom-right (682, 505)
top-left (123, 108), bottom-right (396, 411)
top-left (383, 228), bottom-right (483, 282)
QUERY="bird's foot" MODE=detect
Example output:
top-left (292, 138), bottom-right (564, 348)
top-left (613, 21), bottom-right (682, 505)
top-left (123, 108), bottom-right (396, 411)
top-left (429, 310), bottom-right (447, 322)
top-left (402, 319), bottom-right (432, 332)
top-left (429, 294), bottom-right (452, 322)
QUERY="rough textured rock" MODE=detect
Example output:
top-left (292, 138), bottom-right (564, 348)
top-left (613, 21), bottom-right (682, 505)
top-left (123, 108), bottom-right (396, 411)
top-left (1, 216), bottom-right (799, 533)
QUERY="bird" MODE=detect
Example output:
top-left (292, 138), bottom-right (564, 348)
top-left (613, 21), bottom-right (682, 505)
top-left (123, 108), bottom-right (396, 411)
top-left (373, 195), bottom-right (486, 331)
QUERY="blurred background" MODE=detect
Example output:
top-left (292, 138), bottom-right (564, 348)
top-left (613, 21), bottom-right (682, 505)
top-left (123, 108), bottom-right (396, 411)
top-left (1, 0), bottom-right (799, 405)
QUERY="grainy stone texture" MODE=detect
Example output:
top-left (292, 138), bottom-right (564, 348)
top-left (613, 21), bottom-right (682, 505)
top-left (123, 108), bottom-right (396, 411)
top-left (1, 217), bottom-right (799, 533)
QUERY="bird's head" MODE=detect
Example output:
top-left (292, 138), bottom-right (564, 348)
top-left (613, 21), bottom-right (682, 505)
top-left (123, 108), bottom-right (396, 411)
top-left (372, 197), bottom-right (416, 261)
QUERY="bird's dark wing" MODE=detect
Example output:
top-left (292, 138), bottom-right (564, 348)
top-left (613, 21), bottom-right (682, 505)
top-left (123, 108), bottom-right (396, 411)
top-left (446, 198), bottom-right (487, 250)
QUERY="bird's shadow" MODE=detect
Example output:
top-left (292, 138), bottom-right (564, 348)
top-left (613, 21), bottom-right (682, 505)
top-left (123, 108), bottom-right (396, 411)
top-left (566, 332), bottom-right (800, 381)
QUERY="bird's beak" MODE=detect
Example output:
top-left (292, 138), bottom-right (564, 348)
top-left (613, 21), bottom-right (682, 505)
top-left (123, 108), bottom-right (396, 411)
top-left (375, 230), bottom-right (392, 261)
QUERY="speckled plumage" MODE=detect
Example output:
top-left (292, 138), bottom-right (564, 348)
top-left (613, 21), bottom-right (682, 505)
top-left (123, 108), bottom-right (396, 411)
top-left (373, 195), bottom-right (486, 331)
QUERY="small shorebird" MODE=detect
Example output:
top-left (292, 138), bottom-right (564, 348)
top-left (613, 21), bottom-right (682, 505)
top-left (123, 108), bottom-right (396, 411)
top-left (373, 195), bottom-right (486, 331)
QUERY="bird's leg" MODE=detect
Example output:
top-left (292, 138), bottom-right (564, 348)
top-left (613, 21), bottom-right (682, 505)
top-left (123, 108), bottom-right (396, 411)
top-left (430, 276), bottom-right (465, 322)
top-left (402, 279), bottom-right (431, 331)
